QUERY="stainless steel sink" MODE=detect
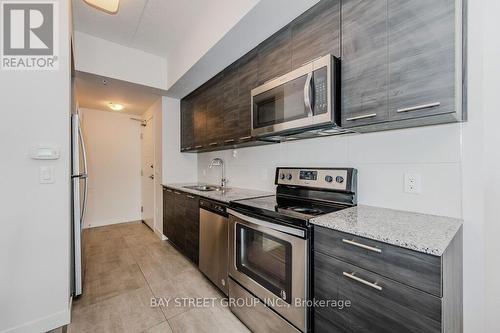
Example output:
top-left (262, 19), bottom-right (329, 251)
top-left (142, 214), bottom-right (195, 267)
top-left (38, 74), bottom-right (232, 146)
top-left (182, 185), bottom-right (222, 192)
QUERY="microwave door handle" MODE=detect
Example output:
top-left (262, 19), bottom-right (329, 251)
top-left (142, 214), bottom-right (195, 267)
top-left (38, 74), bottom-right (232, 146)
top-left (304, 72), bottom-right (313, 117)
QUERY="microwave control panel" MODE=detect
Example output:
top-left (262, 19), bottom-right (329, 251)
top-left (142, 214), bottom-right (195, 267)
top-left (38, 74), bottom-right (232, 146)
top-left (313, 67), bottom-right (328, 114)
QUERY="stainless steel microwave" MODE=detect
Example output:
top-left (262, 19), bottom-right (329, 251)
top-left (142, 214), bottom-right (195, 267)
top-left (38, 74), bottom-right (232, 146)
top-left (251, 54), bottom-right (341, 140)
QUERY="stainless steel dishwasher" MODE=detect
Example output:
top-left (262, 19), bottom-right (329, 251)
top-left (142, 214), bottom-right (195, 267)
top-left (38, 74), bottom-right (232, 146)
top-left (199, 198), bottom-right (229, 295)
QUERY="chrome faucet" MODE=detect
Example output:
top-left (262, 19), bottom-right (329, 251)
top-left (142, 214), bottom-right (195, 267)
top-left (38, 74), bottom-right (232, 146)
top-left (209, 158), bottom-right (226, 188)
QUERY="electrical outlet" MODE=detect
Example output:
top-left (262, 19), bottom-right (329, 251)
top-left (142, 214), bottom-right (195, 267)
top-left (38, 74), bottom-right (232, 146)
top-left (404, 173), bottom-right (421, 194)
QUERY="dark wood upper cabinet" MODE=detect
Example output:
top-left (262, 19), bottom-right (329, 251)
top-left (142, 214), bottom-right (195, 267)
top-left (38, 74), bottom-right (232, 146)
top-left (341, 0), bottom-right (389, 128)
top-left (237, 49), bottom-right (259, 140)
top-left (192, 89), bottom-right (207, 149)
top-left (291, 0), bottom-right (341, 69)
top-left (257, 25), bottom-right (292, 85)
top-left (223, 63), bottom-right (240, 143)
top-left (180, 98), bottom-right (194, 150)
top-left (179, 0), bottom-right (465, 152)
top-left (388, 0), bottom-right (456, 121)
top-left (205, 74), bottom-right (224, 147)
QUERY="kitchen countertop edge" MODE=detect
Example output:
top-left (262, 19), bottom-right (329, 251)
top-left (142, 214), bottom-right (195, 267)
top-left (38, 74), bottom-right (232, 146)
top-left (310, 205), bottom-right (463, 256)
top-left (163, 183), bottom-right (273, 203)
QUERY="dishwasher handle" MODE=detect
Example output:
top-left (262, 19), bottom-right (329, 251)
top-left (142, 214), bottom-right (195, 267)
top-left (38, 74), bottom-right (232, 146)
top-left (199, 199), bottom-right (228, 217)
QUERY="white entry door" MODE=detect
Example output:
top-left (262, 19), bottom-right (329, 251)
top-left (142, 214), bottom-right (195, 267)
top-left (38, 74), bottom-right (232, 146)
top-left (141, 117), bottom-right (154, 230)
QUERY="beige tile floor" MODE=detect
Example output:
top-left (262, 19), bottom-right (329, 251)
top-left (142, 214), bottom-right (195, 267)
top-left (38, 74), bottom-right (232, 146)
top-left (68, 221), bottom-right (250, 333)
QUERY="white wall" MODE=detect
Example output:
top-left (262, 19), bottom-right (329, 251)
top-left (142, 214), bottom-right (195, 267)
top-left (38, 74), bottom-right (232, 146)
top-left (0, 0), bottom-right (72, 332)
top-left (162, 97), bottom-right (198, 185)
top-left (166, 0), bottom-right (321, 97)
top-left (80, 108), bottom-right (142, 228)
top-left (199, 124), bottom-right (462, 218)
top-left (73, 31), bottom-right (168, 91)
top-left (462, 0), bottom-right (500, 331)
top-left (143, 99), bottom-right (164, 235)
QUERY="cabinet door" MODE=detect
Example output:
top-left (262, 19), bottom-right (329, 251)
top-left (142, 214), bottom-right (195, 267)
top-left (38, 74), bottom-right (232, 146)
top-left (193, 89), bottom-right (207, 150)
top-left (388, 0), bottom-right (456, 120)
top-left (314, 252), bottom-right (441, 333)
top-left (341, 0), bottom-right (389, 128)
top-left (205, 74), bottom-right (224, 148)
top-left (291, 0), bottom-right (340, 69)
top-left (184, 193), bottom-right (199, 264)
top-left (163, 188), bottom-right (175, 241)
top-left (237, 49), bottom-right (259, 141)
top-left (180, 98), bottom-right (194, 151)
top-left (223, 63), bottom-right (240, 144)
top-left (171, 191), bottom-right (186, 251)
top-left (257, 25), bottom-right (292, 85)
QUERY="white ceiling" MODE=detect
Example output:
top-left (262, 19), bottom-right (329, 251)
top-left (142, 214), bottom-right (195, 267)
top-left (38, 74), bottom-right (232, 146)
top-left (72, 0), bottom-right (257, 58)
top-left (75, 71), bottom-right (161, 115)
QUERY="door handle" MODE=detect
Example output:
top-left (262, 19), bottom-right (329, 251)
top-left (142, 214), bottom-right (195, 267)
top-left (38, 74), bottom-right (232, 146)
top-left (342, 239), bottom-right (382, 253)
top-left (304, 72), bottom-right (313, 117)
top-left (343, 272), bottom-right (382, 291)
top-left (149, 175), bottom-right (154, 180)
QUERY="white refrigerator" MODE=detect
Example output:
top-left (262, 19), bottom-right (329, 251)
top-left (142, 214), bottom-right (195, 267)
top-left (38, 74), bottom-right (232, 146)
top-left (71, 112), bottom-right (88, 296)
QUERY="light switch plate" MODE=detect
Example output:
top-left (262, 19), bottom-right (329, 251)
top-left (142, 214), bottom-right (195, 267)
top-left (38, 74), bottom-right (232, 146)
top-left (40, 166), bottom-right (55, 184)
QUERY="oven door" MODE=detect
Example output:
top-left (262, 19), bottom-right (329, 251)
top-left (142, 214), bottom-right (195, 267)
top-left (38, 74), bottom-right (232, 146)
top-left (228, 209), bottom-right (308, 332)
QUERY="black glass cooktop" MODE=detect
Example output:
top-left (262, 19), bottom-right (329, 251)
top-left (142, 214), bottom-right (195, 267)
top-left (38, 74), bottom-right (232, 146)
top-left (230, 195), bottom-right (349, 228)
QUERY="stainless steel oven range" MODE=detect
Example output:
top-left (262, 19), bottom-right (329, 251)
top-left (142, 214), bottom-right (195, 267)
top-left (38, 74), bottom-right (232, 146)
top-left (228, 167), bottom-right (358, 333)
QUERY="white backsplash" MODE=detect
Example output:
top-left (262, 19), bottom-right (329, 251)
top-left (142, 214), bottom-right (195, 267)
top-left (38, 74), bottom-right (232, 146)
top-left (198, 123), bottom-right (463, 218)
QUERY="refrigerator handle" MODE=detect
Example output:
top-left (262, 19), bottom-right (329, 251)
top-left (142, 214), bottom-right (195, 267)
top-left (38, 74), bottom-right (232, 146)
top-left (78, 121), bottom-right (89, 226)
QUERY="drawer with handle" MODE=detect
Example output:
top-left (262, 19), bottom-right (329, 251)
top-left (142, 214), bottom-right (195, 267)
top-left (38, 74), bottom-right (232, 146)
top-left (314, 252), bottom-right (442, 333)
top-left (314, 226), bottom-right (441, 296)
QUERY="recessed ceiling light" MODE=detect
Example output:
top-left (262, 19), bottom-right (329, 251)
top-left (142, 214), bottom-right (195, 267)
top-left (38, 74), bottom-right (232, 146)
top-left (83, 0), bottom-right (120, 14)
top-left (108, 102), bottom-right (124, 111)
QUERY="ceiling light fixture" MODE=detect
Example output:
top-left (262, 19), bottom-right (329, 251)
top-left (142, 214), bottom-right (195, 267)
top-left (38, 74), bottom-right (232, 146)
top-left (108, 102), bottom-right (124, 111)
top-left (83, 0), bottom-right (120, 14)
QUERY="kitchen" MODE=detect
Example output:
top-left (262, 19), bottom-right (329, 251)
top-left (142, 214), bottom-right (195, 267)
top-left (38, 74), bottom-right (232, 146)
top-left (0, 0), bottom-right (499, 333)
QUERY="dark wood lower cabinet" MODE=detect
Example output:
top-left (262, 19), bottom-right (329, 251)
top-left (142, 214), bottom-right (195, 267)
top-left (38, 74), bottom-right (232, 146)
top-left (313, 226), bottom-right (463, 332)
top-left (163, 187), bottom-right (199, 264)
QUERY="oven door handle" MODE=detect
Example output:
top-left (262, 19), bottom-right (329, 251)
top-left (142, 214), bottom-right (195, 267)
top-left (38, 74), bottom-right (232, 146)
top-left (227, 209), bottom-right (305, 238)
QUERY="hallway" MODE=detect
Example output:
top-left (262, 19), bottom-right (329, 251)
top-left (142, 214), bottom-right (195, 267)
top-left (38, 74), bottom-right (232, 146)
top-left (69, 222), bottom-right (249, 333)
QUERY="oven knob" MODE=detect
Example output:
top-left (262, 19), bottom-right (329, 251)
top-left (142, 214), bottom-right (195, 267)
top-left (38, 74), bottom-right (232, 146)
top-left (286, 174), bottom-right (293, 180)
top-left (280, 173), bottom-right (285, 180)
top-left (325, 175), bottom-right (333, 183)
top-left (336, 176), bottom-right (344, 184)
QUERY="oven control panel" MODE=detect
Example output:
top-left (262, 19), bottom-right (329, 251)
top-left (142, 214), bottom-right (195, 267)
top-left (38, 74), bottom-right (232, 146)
top-left (276, 167), bottom-right (355, 191)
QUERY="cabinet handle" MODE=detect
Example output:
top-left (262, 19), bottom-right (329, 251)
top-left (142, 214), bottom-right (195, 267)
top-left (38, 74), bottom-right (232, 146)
top-left (209, 142), bottom-right (218, 146)
top-left (185, 146), bottom-right (192, 150)
top-left (174, 191), bottom-right (182, 195)
top-left (239, 136), bottom-right (252, 141)
top-left (345, 113), bottom-right (377, 121)
top-left (224, 139), bottom-right (235, 143)
top-left (166, 189), bottom-right (172, 193)
top-left (343, 272), bottom-right (382, 291)
top-left (342, 239), bottom-right (382, 253)
top-left (396, 102), bottom-right (441, 113)
top-left (195, 145), bottom-right (203, 149)
top-left (186, 195), bottom-right (195, 199)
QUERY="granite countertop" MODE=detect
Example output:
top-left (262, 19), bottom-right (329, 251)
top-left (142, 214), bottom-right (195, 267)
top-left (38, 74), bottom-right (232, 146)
top-left (163, 183), bottom-right (272, 203)
top-left (310, 205), bottom-right (463, 256)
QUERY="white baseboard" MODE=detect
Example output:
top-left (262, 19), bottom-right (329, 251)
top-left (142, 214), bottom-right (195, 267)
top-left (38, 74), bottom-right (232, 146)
top-left (83, 218), bottom-right (142, 229)
top-left (2, 307), bottom-right (70, 333)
